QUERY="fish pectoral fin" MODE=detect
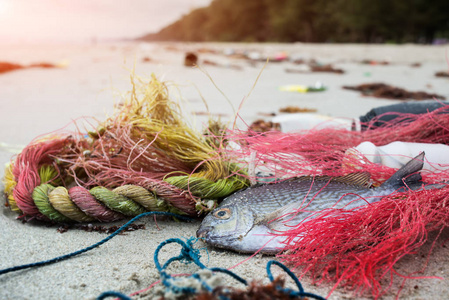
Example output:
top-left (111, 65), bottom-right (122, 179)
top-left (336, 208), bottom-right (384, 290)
top-left (254, 201), bottom-right (303, 230)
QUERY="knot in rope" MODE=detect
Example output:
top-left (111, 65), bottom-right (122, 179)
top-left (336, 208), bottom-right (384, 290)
top-left (180, 237), bottom-right (202, 263)
top-left (152, 237), bottom-right (325, 299)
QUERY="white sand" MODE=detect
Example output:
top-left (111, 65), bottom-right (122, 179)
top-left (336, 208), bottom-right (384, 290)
top-left (1, 42), bottom-right (449, 299)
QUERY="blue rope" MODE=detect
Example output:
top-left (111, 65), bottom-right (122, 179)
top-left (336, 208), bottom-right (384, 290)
top-left (0, 211), bottom-right (325, 299)
top-left (154, 237), bottom-right (248, 299)
top-left (0, 212), bottom-right (193, 276)
top-left (96, 291), bottom-right (132, 300)
top-left (153, 237), bottom-right (325, 299)
top-left (267, 260), bottom-right (326, 300)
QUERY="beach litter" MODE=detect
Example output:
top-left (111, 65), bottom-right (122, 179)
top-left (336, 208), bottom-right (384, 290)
top-left (0, 212), bottom-right (325, 300)
top-left (202, 59), bottom-right (242, 70)
top-left (351, 141), bottom-right (449, 171)
top-left (248, 119), bottom-right (280, 133)
top-left (185, 52), bottom-right (198, 67)
top-left (279, 82), bottom-right (326, 93)
top-left (285, 63), bottom-right (344, 74)
top-left (279, 106), bottom-right (317, 113)
top-left (3, 73), bottom-right (449, 299)
top-left (343, 82), bottom-right (446, 100)
top-left (197, 152), bottom-right (443, 253)
top-left (0, 61), bottom-right (60, 74)
top-left (149, 238), bottom-right (325, 300)
top-left (220, 102), bottom-right (449, 298)
top-left (309, 64), bottom-right (344, 74)
top-left (360, 59), bottom-right (390, 65)
top-left (269, 100), bottom-right (449, 133)
top-left (358, 100), bottom-right (449, 130)
top-left (272, 113), bottom-right (354, 132)
top-left (435, 71), bottom-right (449, 78)
top-left (3, 74), bottom-right (249, 222)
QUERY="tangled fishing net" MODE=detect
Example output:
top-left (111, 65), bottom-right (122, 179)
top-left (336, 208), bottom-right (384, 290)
top-left (3, 74), bottom-right (449, 298)
top-left (3, 74), bottom-right (249, 222)
top-left (224, 104), bottom-right (449, 298)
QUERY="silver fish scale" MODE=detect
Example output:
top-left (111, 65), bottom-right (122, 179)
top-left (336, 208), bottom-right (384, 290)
top-left (222, 179), bottom-right (389, 216)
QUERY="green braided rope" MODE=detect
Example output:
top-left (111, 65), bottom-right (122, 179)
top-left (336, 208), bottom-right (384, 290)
top-left (33, 184), bottom-right (72, 222)
top-left (29, 172), bottom-right (249, 223)
top-left (89, 186), bottom-right (147, 217)
top-left (113, 185), bottom-right (167, 212)
top-left (163, 175), bottom-right (248, 198)
top-left (49, 186), bottom-right (95, 222)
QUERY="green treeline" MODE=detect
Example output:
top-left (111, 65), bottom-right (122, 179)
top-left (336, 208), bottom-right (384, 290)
top-left (141, 0), bottom-right (449, 43)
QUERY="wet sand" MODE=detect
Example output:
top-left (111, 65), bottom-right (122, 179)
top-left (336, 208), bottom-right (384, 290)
top-left (0, 42), bottom-right (448, 299)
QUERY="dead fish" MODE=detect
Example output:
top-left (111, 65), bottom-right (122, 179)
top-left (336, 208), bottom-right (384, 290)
top-left (197, 152), bottom-right (433, 254)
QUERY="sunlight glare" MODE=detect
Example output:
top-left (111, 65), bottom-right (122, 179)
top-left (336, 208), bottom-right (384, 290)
top-left (0, 0), bottom-right (10, 15)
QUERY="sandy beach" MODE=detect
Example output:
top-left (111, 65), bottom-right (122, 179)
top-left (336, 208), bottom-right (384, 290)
top-left (1, 42), bottom-right (449, 300)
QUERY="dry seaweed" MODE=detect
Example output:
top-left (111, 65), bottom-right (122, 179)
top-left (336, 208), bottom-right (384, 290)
top-left (310, 64), bottom-right (344, 74)
top-left (249, 119), bottom-right (280, 133)
top-left (435, 71), bottom-right (449, 78)
top-left (343, 83), bottom-right (446, 100)
top-left (279, 106), bottom-right (317, 113)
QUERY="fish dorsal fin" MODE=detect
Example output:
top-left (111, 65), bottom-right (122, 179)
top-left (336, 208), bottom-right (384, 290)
top-left (381, 152), bottom-right (424, 189)
top-left (329, 172), bottom-right (372, 187)
top-left (296, 172), bottom-right (371, 188)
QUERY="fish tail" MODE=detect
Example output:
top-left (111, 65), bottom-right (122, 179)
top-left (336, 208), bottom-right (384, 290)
top-left (381, 152), bottom-right (424, 189)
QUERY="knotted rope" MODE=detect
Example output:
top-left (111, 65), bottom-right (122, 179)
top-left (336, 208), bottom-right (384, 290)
top-left (149, 237), bottom-right (326, 300)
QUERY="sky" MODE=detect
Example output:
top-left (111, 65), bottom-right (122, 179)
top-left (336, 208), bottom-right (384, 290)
top-left (0, 0), bottom-right (212, 43)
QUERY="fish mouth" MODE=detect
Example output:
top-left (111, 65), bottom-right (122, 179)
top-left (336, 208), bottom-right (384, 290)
top-left (196, 226), bottom-right (213, 239)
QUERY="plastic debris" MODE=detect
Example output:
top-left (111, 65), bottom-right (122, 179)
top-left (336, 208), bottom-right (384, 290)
top-left (349, 141), bottom-right (449, 171)
top-left (272, 113), bottom-right (354, 132)
top-left (279, 82), bottom-right (326, 93)
top-left (359, 100), bottom-right (449, 130)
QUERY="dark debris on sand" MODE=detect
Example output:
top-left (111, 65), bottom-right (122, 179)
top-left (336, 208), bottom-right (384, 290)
top-left (57, 223), bottom-right (146, 234)
top-left (279, 106), bottom-right (317, 113)
top-left (285, 62), bottom-right (344, 74)
top-left (249, 119), bottom-right (280, 133)
top-left (193, 277), bottom-right (313, 300)
top-left (310, 64), bottom-right (344, 74)
top-left (343, 83), bottom-right (446, 100)
top-left (436, 71), bottom-right (449, 78)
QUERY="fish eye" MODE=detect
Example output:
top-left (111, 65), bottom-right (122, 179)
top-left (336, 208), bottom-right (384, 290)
top-left (213, 208), bottom-right (231, 219)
